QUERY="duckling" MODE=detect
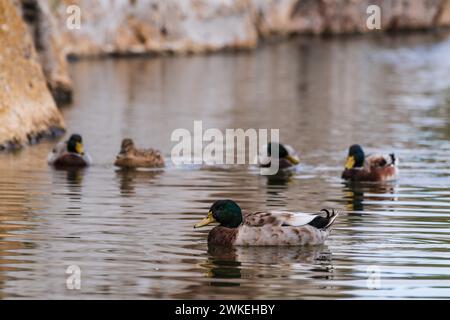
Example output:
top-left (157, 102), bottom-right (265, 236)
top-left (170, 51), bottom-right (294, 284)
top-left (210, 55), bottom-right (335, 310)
top-left (114, 138), bottom-right (165, 169)
top-left (257, 142), bottom-right (300, 170)
top-left (341, 144), bottom-right (398, 182)
top-left (48, 134), bottom-right (92, 168)
top-left (194, 200), bottom-right (339, 246)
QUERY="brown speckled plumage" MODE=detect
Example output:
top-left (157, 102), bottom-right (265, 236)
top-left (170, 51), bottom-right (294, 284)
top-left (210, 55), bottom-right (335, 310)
top-left (114, 138), bottom-right (165, 169)
top-left (234, 225), bottom-right (326, 246)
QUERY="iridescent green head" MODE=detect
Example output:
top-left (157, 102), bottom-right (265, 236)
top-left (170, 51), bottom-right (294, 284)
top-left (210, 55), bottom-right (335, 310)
top-left (194, 200), bottom-right (243, 229)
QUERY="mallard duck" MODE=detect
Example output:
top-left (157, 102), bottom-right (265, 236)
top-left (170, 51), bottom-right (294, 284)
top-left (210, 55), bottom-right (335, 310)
top-left (114, 138), bottom-right (165, 169)
top-left (48, 134), bottom-right (92, 168)
top-left (194, 200), bottom-right (339, 246)
top-left (341, 144), bottom-right (398, 182)
top-left (257, 142), bottom-right (300, 170)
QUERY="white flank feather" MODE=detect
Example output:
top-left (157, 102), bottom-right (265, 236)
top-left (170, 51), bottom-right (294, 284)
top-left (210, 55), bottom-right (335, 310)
top-left (268, 211), bottom-right (317, 227)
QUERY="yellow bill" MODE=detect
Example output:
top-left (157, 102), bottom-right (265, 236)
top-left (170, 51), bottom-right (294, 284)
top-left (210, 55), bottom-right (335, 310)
top-left (286, 155), bottom-right (300, 165)
top-left (345, 156), bottom-right (355, 169)
top-left (75, 142), bottom-right (84, 155)
top-left (194, 211), bottom-right (216, 228)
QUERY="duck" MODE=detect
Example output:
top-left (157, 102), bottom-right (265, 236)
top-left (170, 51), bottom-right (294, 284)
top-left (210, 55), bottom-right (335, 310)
top-left (114, 138), bottom-right (165, 169)
top-left (257, 142), bottom-right (300, 171)
top-left (341, 144), bottom-right (398, 182)
top-left (194, 200), bottom-right (339, 246)
top-left (48, 134), bottom-right (92, 168)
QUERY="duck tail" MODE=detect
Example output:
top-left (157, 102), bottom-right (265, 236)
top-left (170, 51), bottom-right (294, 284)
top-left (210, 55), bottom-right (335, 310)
top-left (309, 208), bottom-right (339, 231)
top-left (323, 209), bottom-right (340, 230)
top-left (389, 153), bottom-right (398, 166)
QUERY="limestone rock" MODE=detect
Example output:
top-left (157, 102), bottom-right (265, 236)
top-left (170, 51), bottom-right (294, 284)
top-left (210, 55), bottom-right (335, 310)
top-left (17, 0), bottom-right (73, 104)
top-left (50, 0), bottom-right (258, 57)
top-left (255, 0), bottom-right (450, 35)
top-left (436, 0), bottom-right (450, 25)
top-left (41, 0), bottom-right (450, 58)
top-left (0, 0), bottom-right (65, 150)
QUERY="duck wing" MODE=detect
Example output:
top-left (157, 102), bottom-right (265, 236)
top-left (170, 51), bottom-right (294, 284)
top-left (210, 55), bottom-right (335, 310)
top-left (234, 209), bottom-right (339, 246)
top-left (129, 147), bottom-right (159, 159)
top-left (366, 153), bottom-right (397, 168)
top-left (243, 209), bottom-right (339, 230)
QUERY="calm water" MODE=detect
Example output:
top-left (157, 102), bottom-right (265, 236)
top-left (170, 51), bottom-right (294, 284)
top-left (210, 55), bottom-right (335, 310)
top-left (1, 33), bottom-right (450, 299)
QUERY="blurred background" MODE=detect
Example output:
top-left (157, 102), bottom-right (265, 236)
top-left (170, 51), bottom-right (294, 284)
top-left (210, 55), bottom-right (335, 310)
top-left (0, 0), bottom-right (449, 299)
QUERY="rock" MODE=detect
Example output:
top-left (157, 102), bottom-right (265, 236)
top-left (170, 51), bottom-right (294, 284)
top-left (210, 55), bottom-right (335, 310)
top-left (41, 0), bottom-right (450, 58)
top-left (0, 0), bottom-right (65, 150)
top-left (436, 0), bottom-right (450, 26)
top-left (50, 0), bottom-right (258, 57)
top-left (0, 0), bottom-right (448, 151)
top-left (256, 0), bottom-right (450, 35)
top-left (16, 0), bottom-right (73, 104)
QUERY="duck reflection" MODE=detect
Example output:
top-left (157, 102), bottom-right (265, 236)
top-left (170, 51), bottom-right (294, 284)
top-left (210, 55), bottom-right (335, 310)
top-left (342, 182), bottom-right (365, 212)
top-left (202, 244), bottom-right (333, 287)
top-left (51, 168), bottom-right (86, 208)
top-left (115, 169), bottom-right (163, 197)
top-left (203, 246), bottom-right (242, 287)
top-left (266, 170), bottom-right (294, 186)
top-left (263, 171), bottom-right (294, 207)
top-left (65, 168), bottom-right (85, 196)
top-left (342, 181), bottom-right (398, 212)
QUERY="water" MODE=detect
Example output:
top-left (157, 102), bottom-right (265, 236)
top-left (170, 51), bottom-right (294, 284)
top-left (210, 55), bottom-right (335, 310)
top-left (1, 33), bottom-right (450, 299)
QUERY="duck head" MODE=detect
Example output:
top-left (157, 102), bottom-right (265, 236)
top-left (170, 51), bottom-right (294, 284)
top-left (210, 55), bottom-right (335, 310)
top-left (345, 144), bottom-right (365, 169)
top-left (120, 138), bottom-right (135, 154)
top-left (195, 200), bottom-right (243, 229)
top-left (67, 134), bottom-right (84, 155)
top-left (267, 142), bottom-right (300, 165)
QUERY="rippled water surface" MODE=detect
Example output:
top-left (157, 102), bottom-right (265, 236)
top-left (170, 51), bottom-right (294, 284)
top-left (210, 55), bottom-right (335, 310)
top-left (1, 33), bottom-right (450, 299)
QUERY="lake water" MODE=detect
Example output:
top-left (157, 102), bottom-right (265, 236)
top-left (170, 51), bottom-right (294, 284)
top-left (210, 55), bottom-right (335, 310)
top-left (0, 33), bottom-right (449, 299)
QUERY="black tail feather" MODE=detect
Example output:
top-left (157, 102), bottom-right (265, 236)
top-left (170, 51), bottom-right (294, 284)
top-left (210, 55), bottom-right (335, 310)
top-left (308, 209), bottom-right (339, 230)
top-left (389, 153), bottom-right (396, 165)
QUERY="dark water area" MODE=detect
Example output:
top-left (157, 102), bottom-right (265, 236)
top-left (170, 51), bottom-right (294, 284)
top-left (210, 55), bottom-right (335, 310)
top-left (0, 33), bottom-right (449, 299)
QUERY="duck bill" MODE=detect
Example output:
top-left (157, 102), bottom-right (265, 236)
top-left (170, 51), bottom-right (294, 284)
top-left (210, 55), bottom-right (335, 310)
top-left (75, 142), bottom-right (84, 155)
top-left (345, 156), bottom-right (355, 169)
top-left (286, 155), bottom-right (300, 165)
top-left (194, 212), bottom-right (216, 228)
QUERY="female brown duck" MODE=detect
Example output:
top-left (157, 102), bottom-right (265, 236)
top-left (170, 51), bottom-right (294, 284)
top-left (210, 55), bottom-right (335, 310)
top-left (341, 144), bottom-right (398, 182)
top-left (195, 200), bottom-right (339, 246)
top-left (114, 138), bottom-right (165, 169)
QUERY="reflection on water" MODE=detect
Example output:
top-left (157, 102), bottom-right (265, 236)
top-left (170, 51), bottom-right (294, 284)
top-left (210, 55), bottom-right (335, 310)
top-left (0, 32), bottom-right (450, 299)
top-left (115, 169), bottom-right (164, 197)
top-left (342, 182), bottom-right (398, 212)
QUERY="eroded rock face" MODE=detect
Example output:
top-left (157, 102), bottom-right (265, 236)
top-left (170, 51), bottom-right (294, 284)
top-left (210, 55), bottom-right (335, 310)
top-left (17, 0), bottom-right (73, 104)
top-left (0, 0), bottom-right (65, 150)
top-left (46, 0), bottom-right (450, 57)
top-left (256, 0), bottom-right (450, 35)
top-left (50, 0), bottom-right (258, 57)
